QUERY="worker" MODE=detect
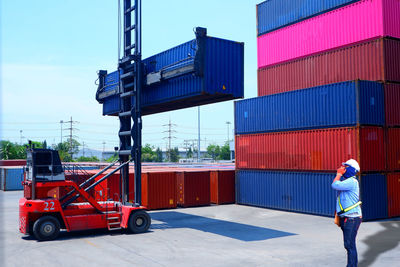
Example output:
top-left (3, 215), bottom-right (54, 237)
top-left (331, 159), bottom-right (362, 267)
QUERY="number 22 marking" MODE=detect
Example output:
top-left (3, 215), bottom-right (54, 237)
top-left (44, 201), bottom-right (55, 211)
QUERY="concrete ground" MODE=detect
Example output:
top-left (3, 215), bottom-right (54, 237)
top-left (1, 191), bottom-right (399, 267)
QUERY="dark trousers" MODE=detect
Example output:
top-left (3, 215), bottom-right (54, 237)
top-left (340, 217), bottom-right (362, 267)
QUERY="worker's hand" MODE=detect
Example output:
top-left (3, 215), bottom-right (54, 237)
top-left (337, 166), bottom-right (346, 176)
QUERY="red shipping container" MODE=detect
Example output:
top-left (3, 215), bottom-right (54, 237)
top-left (141, 172), bottom-right (177, 210)
top-left (94, 173), bottom-right (121, 201)
top-left (235, 127), bottom-right (385, 172)
top-left (210, 170), bottom-right (235, 204)
top-left (0, 160), bottom-right (26, 166)
top-left (258, 38), bottom-right (400, 96)
top-left (387, 173), bottom-right (400, 218)
top-left (385, 84), bottom-right (400, 127)
top-left (177, 171), bottom-right (210, 207)
top-left (387, 128), bottom-right (400, 171)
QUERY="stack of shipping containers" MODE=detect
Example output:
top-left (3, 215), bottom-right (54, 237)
top-left (235, 0), bottom-right (400, 220)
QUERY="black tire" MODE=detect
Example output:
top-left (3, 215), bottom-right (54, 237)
top-left (33, 216), bottom-right (60, 241)
top-left (128, 210), bottom-right (151, 234)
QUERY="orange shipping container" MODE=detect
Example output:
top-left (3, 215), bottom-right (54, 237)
top-left (177, 171), bottom-right (210, 207)
top-left (387, 173), bottom-right (400, 218)
top-left (235, 127), bottom-right (385, 172)
top-left (141, 172), bottom-right (177, 210)
top-left (210, 170), bottom-right (235, 204)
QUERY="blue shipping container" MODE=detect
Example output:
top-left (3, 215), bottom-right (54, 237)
top-left (257, 0), bottom-right (360, 36)
top-left (0, 167), bottom-right (24, 191)
top-left (360, 174), bottom-right (388, 221)
top-left (235, 81), bottom-right (384, 134)
top-left (99, 35), bottom-right (244, 116)
top-left (236, 170), bottom-right (336, 216)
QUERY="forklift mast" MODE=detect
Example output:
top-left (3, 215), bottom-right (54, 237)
top-left (118, 0), bottom-right (142, 205)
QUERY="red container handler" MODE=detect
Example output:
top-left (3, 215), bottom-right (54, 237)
top-left (385, 84), bottom-right (400, 127)
top-left (257, 38), bottom-right (400, 96)
top-left (141, 172), bottom-right (177, 210)
top-left (176, 171), bottom-right (210, 207)
top-left (235, 127), bottom-right (385, 172)
top-left (387, 128), bottom-right (400, 171)
top-left (386, 173), bottom-right (400, 218)
top-left (210, 170), bottom-right (235, 205)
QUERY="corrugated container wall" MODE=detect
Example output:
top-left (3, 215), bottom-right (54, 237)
top-left (257, 0), bottom-right (360, 36)
top-left (177, 171), bottom-right (211, 207)
top-left (385, 84), bottom-right (400, 126)
top-left (210, 170), bottom-right (235, 204)
top-left (386, 173), bottom-right (400, 218)
top-left (236, 170), bottom-right (336, 216)
top-left (257, 0), bottom-right (400, 68)
top-left (0, 160), bottom-right (26, 167)
top-left (102, 37), bottom-right (244, 116)
top-left (360, 174), bottom-right (388, 221)
top-left (258, 38), bottom-right (400, 96)
top-left (235, 127), bottom-right (385, 172)
top-left (235, 81), bottom-right (384, 134)
top-left (387, 128), bottom-right (400, 171)
top-left (141, 172), bottom-right (177, 210)
top-left (0, 167), bottom-right (24, 191)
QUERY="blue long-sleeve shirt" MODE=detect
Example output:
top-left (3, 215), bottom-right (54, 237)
top-left (331, 177), bottom-right (362, 217)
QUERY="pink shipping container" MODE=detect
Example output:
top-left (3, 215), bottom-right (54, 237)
top-left (257, 0), bottom-right (400, 68)
top-left (387, 128), bottom-right (400, 171)
top-left (258, 38), bottom-right (400, 96)
top-left (235, 127), bottom-right (385, 172)
top-left (385, 84), bottom-right (400, 127)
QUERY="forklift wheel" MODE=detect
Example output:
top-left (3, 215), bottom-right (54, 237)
top-left (128, 210), bottom-right (151, 234)
top-left (33, 216), bottom-right (60, 241)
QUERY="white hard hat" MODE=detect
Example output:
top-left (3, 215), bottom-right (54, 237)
top-left (342, 159), bottom-right (360, 172)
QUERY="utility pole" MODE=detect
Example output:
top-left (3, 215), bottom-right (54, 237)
top-left (64, 116), bottom-right (79, 159)
top-left (82, 142), bottom-right (86, 157)
top-left (102, 141), bottom-right (106, 161)
top-left (226, 121), bottom-right (231, 143)
top-left (60, 120), bottom-right (64, 144)
top-left (197, 106), bottom-right (201, 162)
top-left (163, 119), bottom-right (177, 161)
top-left (20, 130), bottom-right (23, 145)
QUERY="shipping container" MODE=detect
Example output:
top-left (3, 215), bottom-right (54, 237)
top-left (236, 170), bottom-right (336, 216)
top-left (0, 167), bottom-right (24, 191)
top-left (257, 0), bottom-right (400, 68)
top-left (258, 38), bottom-right (400, 96)
top-left (100, 36), bottom-right (244, 116)
top-left (257, 0), bottom-right (360, 36)
top-left (387, 128), bottom-right (400, 171)
top-left (385, 84), bottom-right (400, 127)
top-left (386, 173), bottom-right (400, 218)
top-left (141, 172), bottom-right (177, 210)
top-left (360, 173), bottom-right (388, 220)
top-left (236, 81), bottom-right (384, 134)
top-left (0, 160), bottom-right (26, 167)
top-left (235, 127), bottom-right (385, 172)
top-left (210, 170), bottom-right (235, 204)
top-left (177, 171), bottom-right (210, 207)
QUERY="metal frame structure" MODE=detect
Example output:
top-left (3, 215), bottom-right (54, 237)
top-left (118, 0), bottom-right (142, 206)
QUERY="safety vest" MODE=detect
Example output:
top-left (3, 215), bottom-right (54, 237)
top-left (337, 177), bottom-right (362, 215)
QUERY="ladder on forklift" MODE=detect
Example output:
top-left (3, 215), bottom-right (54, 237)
top-left (117, 0), bottom-right (142, 206)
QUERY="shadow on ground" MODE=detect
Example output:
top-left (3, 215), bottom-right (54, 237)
top-left (359, 221), bottom-right (400, 267)
top-left (150, 211), bottom-right (296, 242)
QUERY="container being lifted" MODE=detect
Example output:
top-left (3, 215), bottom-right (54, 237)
top-left (96, 28), bottom-right (244, 116)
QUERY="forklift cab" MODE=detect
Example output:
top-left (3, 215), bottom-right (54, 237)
top-left (26, 148), bottom-right (65, 182)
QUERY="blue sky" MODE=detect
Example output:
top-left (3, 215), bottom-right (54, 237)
top-left (1, 0), bottom-right (260, 152)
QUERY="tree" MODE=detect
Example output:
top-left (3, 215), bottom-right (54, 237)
top-left (167, 147), bottom-right (180, 162)
top-left (0, 141), bottom-right (26, 159)
top-left (76, 156), bottom-right (99, 162)
top-left (142, 144), bottom-right (157, 162)
top-left (206, 144), bottom-right (220, 160)
top-left (155, 147), bottom-right (163, 162)
top-left (53, 140), bottom-right (77, 162)
top-left (218, 142), bottom-right (231, 160)
top-left (186, 146), bottom-right (193, 159)
top-left (42, 140), bottom-right (47, 149)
